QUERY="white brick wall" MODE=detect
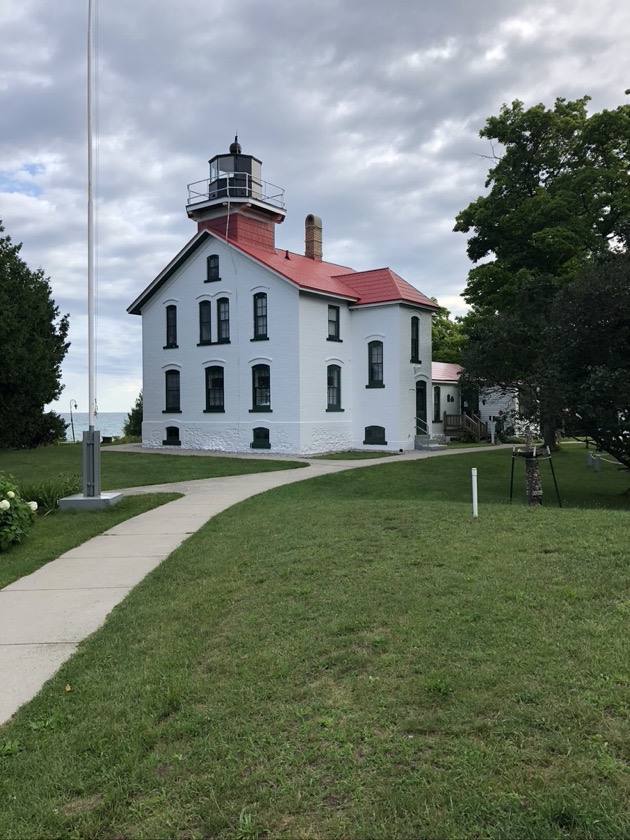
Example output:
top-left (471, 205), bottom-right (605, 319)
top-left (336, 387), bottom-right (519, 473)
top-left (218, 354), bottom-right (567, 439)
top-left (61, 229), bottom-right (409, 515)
top-left (138, 234), bottom-right (435, 454)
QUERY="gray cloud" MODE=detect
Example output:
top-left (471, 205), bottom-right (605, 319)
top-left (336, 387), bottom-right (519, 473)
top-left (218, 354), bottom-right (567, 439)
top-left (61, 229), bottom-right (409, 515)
top-left (1, 0), bottom-right (629, 411)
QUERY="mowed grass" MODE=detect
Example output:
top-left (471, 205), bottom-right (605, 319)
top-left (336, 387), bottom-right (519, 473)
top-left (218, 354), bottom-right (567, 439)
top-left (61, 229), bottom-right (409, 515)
top-left (0, 443), bottom-right (306, 490)
top-left (0, 446), bottom-right (628, 838)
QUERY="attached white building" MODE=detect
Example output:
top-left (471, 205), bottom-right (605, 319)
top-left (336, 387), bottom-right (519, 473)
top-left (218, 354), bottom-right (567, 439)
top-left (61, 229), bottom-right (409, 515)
top-left (128, 139), bottom-right (440, 455)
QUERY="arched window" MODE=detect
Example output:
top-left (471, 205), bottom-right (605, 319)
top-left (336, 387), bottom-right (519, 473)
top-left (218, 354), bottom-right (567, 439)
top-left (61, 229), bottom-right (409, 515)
top-left (327, 364), bottom-right (342, 410)
top-left (253, 292), bottom-right (268, 340)
top-left (205, 366), bottom-right (225, 412)
top-left (165, 305), bottom-right (177, 348)
top-left (164, 370), bottom-right (180, 412)
top-left (367, 341), bottom-right (384, 387)
top-left (206, 254), bottom-right (220, 282)
top-left (364, 425), bottom-right (387, 445)
top-left (163, 426), bottom-right (180, 446)
top-left (251, 427), bottom-right (270, 449)
top-left (199, 300), bottom-right (211, 344)
top-left (410, 317), bottom-right (420, 362)
top-left (217, 297), bottom-right (230, 343)
top-left (251, 364), bottom-right (271, 411)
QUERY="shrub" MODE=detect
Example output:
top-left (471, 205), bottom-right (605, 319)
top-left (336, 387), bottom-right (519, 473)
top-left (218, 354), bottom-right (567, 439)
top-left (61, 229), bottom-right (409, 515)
top-left (18, 474), bottom-right (82, 514)
top-left (0, 473), bottom-right (37, 551)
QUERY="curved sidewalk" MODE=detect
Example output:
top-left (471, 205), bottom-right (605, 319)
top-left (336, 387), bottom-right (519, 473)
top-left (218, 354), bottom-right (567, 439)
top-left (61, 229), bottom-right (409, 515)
top-left (0, 446), bottom-right (505, 724)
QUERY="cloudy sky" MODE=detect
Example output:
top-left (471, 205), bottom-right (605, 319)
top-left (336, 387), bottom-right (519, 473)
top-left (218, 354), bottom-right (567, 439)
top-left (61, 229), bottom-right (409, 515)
top-left (2, 0), bottom-right (629, 413)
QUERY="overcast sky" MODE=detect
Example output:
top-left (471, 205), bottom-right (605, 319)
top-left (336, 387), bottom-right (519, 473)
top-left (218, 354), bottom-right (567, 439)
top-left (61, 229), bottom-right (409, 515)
top-left (2, 0), bottom-right (629, 413)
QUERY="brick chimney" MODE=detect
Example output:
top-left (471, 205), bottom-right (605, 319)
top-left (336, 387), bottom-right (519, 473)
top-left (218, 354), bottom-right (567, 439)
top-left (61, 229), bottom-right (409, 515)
top-left (305, 214), bottom-right (323, 261)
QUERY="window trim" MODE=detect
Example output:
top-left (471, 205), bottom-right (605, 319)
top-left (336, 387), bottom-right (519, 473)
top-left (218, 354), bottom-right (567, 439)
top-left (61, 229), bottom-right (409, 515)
top-left (204, 365), bottom-right (225, 413)
top-left (252, 292), bottom-right (268, 341)
top-left (162, 426), bottom-right (181, 446)
top-left (433, 385), bottom-right (441, 423)
top-left (363, 425), bottom-right (387, 445)
top-left (326, 364), bottom-right (343, 412)
top-left (205, 254), bottom-right (220, 283)
top-left (366, 340), bottom-right (384, 388)
top-left (251, 426), bottom-right (271, 449)
top-left (410, 316), bottom-right (420, 363)
top-left (217, 297), bottom-right (230, 344)
top-left (198, 300), bottom-right (212, 346)
top-left (250, 363), bottom-right (272, 412)
top-left (327, 305), bottom-right (342, 342)
top-left (163, 369), bottom-right (181, 413)
top-left (164, 304), bottom-right (178, 349)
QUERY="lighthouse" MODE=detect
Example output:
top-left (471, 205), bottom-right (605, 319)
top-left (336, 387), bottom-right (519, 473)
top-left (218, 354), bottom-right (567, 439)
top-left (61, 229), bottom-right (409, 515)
top-left (185, 137), bottom-right (286, 252)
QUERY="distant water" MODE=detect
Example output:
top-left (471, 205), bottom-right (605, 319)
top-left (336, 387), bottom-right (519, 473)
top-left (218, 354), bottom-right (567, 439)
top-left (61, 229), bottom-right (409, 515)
top-left (59, 412), bottom-right (128, 442)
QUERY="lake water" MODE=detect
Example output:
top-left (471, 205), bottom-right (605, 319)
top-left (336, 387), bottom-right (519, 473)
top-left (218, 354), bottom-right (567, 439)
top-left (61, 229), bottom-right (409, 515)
top-left (59, 412), bottom-right (128, 442)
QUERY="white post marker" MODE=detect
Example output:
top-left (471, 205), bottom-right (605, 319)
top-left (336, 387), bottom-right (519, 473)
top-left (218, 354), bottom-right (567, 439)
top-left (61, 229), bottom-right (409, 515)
top-left (471, 467), bottom-right (479, 519)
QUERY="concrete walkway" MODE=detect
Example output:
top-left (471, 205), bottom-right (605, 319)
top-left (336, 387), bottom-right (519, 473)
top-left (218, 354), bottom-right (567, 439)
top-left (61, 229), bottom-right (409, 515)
top-left (0, 446), bottom-right (507, 725)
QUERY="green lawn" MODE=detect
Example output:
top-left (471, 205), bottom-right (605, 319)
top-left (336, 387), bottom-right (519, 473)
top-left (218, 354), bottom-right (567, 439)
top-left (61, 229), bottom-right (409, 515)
top-left (1, 443), bottom-right (306, 490)
top-left (0, 446), bottom-right (628, 838)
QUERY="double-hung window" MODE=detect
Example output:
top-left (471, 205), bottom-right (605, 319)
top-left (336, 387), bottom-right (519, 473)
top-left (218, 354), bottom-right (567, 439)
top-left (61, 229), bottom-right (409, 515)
top-left (367, 341), bottom-right (384, 387)
top-left (164, 370), bottom-right (181, 412)
top-left (328, 305), bottom-right (340, 341)
top-left (205, 366), bottom-right (225, 412)
top-left (165, 305), bottom-right (177, 348)
top-left (327, 365), bottom-right (342, 411)
top-left (253, 293), bottom-right (268, 340)
top-left (251, 364), bottom-right (271, 411)
top-left (198, 300), bottom-right (211, 344)
top-left (217, 298), bottom-right (230, 343)
top-left (206, 254), bottom-right (220, 282)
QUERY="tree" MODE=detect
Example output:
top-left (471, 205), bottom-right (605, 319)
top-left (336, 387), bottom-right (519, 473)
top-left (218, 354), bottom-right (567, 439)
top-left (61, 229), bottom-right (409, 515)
top-left (454, 95), bottom-right (630, 447)
top-left (431, 301), bottom-right (466, 364)
top-left (123, 391), bottom-right (143, 438)
top-left (0, 222), bottom-right (70, 448)
top-left (546, 254), bottom-right (630, 468)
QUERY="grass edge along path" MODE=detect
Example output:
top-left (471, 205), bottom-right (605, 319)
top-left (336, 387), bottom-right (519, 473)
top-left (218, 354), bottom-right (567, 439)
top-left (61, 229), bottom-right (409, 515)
top-left (0, 445), bottom-right (308, 492)
top-left (0, 493), bottom-right (182, 591)
top-left (0, 449), bottom-right (628, 839)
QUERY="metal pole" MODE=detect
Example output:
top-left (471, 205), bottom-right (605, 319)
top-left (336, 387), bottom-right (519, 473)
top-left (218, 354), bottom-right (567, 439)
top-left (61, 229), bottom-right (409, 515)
top-left (83, 0), bottom-right (101, 497)
top-left (548, 457), bottom-right (562, 508)
top-left (69, 399), bottom-right (77, 442)
top-left (471, 467), bottom-right (478, 519)
top-left (509, 449), bottom-right (515, 503)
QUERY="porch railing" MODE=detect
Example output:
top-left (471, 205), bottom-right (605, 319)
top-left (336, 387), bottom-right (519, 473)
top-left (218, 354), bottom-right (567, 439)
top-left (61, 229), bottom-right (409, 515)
top-left (443, 412), bottom-right (488, 441)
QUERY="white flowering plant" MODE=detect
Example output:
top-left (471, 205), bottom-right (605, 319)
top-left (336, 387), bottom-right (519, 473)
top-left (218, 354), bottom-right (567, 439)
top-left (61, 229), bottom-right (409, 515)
top-left (0, 473), bottom-right (37, 551)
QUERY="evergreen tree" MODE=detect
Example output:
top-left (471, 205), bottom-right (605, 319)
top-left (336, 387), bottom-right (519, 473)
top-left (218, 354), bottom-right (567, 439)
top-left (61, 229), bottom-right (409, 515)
top-left (0, 221), bottom-right (69, 448)
top-left (123, 391), bottom-right (143, 438)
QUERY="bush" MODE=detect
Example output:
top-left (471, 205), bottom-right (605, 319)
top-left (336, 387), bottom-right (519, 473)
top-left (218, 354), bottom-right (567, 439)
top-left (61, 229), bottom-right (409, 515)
top-left (0, 473), bottom-right (37, 551)
top-left (18, 473), bottom-right (82, 514)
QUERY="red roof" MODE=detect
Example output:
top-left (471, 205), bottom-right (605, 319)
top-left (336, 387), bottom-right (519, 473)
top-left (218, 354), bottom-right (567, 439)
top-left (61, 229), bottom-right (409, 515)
top-left (224, 236), bottom-right (439, 309)
top-left (128, 228), bottom-right (440, 315)
top-left (432, 362), bottom-right (463, 382)
top-left (337, 268), bottom-right (438, 308)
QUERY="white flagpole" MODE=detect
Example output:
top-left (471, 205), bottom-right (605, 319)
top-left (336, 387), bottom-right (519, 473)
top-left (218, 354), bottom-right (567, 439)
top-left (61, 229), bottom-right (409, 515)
top-left (83, 0), bottom-right (101, 497)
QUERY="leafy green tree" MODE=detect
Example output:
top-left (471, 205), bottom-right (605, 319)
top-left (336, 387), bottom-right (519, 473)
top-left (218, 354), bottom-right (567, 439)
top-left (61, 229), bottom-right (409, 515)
top-left (431, 301), bottom-right (466, 364)
top-left (0, 222), bottom-right (69, 448)
top-left (123, 391), bottom-right (143, 438)
top-left (454, 95), bottom-right (630, 447)
top-left (546, 254), bottom-right (630, 468)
